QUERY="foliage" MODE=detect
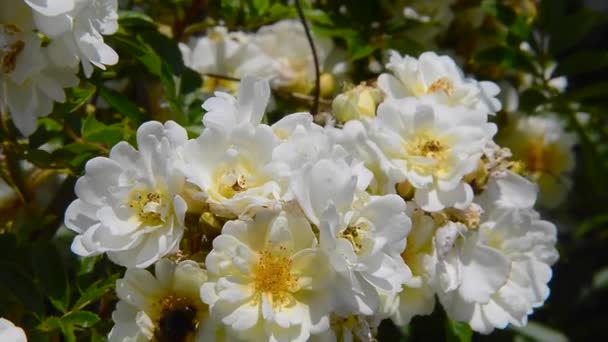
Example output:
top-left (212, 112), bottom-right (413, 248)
top-left (1, 0), bottom-right (607, 340)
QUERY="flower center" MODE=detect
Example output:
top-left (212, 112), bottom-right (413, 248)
top-left (155, 294), bottom-right (199, 342)
top-left (427, 77), bottom-right (454, 96)
top-left (405, 132), bottom-right (451, 176)
top-left (253, 246), bottom-right (298, 306)
top-left (128, 190), bottom-right (166, 226)
top-left (202, 76), bottom-right (239, 93)
top-left (1, 24), bottom-right (25, 74)
top-left (216, 170), bottom-right (249, 199)
top-left (525, 139), bottom-right (561, 174)
top-left (339, 225), bottom-right (363, 252)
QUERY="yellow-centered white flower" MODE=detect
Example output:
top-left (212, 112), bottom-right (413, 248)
top-left (436, 171), bottom-right (558, 334)
top-left (109, 259), bottom-right (217, 342)
top-left (498, 114), bottom-right (576, 209)
top-left (0, 2), bottom-right (78, 136)
top-left (371, 97), bottom-right (497, 211)
top-left (201, 209), bottom-right (332, 342)
top-left (378, 51), bottom-right (501, 116)
top-left (292, 156), bottom-right (412, 316)
top-left (65, 121), bottom-right (188, 268)
top-left (179, 26), bottom-right (275, 93)
top-left (185, 77), bottom-right (325, 217)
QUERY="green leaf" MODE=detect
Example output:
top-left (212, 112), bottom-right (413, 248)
top-left (249, 0), bottom-right (270, 15)
top-left (475, 46), bottom-right (534, 72)
top-left (109, 34), bottom-right (185, 122)
top-left (518, 88), bottom-right (548, 112)
top-left (55, 86), bottom-right (97, 114)
top-left (179, 67), bottom-right (203, 97)
top-left (62, 311), bottom-right (100, 328)
top-left (139, 29), bottom-right (185, 75)
top-left (23, 148), bottom-right (54, 168)
top-left (110, 34), bottom-right (175, 93)
top-left (482, 0), bottom-right (525, 32)
top-left (305, 9), bottom-right (333, 25)
top-left (118, 10), bottom-right (157, 29)
top-left (62, 324), bottom-right (77, 342)
top-left (78, 255), bottom-right (103, 276)
top-left (98, 86), bottom-right (145, 124)
top-left (575, 214), bottom-right (608, 239)
top-left (81, 115), bottom-right (125, 146)
top-left (38, 316), bottom-right (63, 332)
top-left (445, 319), bottom-right (472, 342)
top-left (31, 241), bottom-right (70, 312)
top-left (72, 273), bottom-right (120, 312)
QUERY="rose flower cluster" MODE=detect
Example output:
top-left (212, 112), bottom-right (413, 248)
top-left (64, 52), bottom-right (558, 341)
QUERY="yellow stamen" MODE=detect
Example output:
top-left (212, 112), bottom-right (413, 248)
top-left (253, 246), bottom-right (298, 306)
top-left (128, 190), bottom-right (165, 226)
top-left (427, 77), bottom-right (455, 96)
top-left (339, 225), bottom-right (363, 252)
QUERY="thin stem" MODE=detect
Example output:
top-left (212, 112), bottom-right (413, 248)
top-left (294, 0), bottom-right (321, 115)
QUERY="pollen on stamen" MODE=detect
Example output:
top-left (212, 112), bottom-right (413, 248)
top-left (427, 77), bottom-right (455, 97)
top-left (404, 132), bottom-right (451, 176)
top-left (128, 190), bottom-right (165, 226)
top-left (253, 246), bottom-right (298, 306)
top-left (339, 225), bottom-right (363, 252)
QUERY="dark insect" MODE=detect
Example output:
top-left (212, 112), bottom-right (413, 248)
top-left (155, 304), bottom-right (198, 342)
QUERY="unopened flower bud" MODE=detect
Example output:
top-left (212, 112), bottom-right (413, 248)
top-left (320, 73), bottom-right (336, 98)
top-left (332, 84), bottom-right (383, 123)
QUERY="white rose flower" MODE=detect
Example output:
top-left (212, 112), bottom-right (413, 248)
top-left (182, 124), bottom-right (285, 218)
top-left (327, 120), bottom-right (394, 195)
top-left (271, 112), bottom-right (336, 174)
top-left (436, 171), bottom-right (559, 334)
top-left (292, 156), bottom-right (412, 315)
top-left (201, 76), bottom-right (271, 135)
top-left (498, 114), bottom-right (576, 209)
top-left (201, 209), bottom-right (332, 342)
top-left (109, 259), bottom-right (220, 341)
top-left (179, 26), bottom-right (275, 93)
top-left (185, 77), bottom-right (305, 217)
top-left (0, 318), bottom-right (27, 342)
top-left (255, 19), bottom-right (334, 93)
top-left (25, 0), bottom-right (119, 77)
top-left (378, 51), bottom-right (501, 115)
top-left (65, 121), bottom-right (188, 268)
top-left (1, 3), bottom-right (79, 136)
top-left (392, 207), bottom-right (437, 326)
top-left (371, 97), bottom-right (496, 211)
